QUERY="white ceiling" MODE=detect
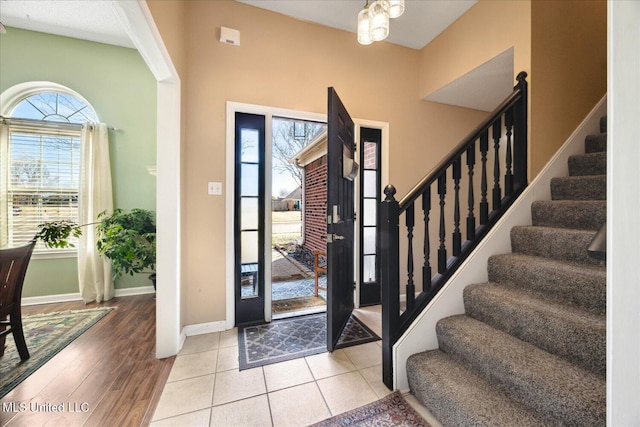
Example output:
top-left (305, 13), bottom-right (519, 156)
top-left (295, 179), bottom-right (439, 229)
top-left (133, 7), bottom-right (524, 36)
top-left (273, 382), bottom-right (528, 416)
top-left (0, 0), bottom-right (512, 111)
top-left (0, 0), bottom-right (135, 48)
top-left (0, 0), bottom-right (477, 51)
top-left (236, 0), bottom-right (477, 50)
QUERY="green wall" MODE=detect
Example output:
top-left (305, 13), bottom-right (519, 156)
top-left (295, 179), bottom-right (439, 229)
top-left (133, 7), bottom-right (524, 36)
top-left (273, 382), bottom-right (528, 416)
top-left (0, 28), bottom-right (157, 297)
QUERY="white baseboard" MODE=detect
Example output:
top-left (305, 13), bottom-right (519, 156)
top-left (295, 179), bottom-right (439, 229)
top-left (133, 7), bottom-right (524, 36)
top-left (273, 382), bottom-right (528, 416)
top-left (21, 286), bottom-right (155, 306)
top-left (182, 320), bottom-right (228, 337)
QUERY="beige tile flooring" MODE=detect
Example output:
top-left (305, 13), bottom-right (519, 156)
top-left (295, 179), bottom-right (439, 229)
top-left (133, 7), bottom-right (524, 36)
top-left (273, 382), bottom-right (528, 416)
top-left (151, 306), bottom-right (440, 427)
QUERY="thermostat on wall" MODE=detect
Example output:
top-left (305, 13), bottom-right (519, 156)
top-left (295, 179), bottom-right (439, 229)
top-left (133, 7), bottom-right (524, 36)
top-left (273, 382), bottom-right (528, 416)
top-left (220, 27), bottom-right (240, 46)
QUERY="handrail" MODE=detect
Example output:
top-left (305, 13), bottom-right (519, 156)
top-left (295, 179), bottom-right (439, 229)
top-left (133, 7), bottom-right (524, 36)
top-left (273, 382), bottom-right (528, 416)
top-left (379, 72), bottom-right (529, 389)
top-left (399, 72), bottom-right (529, 211)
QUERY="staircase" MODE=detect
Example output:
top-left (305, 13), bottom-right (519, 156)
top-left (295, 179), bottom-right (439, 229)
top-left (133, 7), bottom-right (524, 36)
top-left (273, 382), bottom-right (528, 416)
top-left (406, 118), bottom-right (607, 426)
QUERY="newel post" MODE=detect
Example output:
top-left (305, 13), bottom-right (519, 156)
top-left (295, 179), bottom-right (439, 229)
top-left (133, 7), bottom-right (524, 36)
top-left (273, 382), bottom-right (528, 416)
top-left (380, 184), bottom-right (400, 389)
top-left (513, 71), bottom-right (528, 191)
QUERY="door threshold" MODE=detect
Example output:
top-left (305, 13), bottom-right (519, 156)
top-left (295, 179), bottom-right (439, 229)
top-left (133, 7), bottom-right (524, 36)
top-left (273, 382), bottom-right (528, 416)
top-left (272, 305), bottom-right (326, 320)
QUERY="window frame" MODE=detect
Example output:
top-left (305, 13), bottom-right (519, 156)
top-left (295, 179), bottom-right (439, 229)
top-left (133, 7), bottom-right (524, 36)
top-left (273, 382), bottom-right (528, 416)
top-left (0, 83), bottom-right (98, 258)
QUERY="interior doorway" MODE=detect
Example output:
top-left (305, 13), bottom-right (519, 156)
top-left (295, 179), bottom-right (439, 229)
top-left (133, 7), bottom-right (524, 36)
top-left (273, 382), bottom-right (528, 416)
top-left (270, 117), bottom-right (327, 319)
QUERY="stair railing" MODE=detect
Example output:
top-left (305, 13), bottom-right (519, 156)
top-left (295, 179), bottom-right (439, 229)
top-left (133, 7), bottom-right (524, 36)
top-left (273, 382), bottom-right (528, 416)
top-left (380, 72), bottom-right (528, 388)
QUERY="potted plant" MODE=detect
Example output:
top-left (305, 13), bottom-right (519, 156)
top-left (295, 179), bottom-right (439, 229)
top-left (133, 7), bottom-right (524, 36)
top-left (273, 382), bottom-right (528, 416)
top-left (34, 208), bottom-right (157, 288)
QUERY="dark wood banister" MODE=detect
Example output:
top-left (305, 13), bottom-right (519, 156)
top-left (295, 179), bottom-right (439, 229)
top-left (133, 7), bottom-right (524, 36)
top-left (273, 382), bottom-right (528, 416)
top-left (380, 72), bottom-right (528, 389)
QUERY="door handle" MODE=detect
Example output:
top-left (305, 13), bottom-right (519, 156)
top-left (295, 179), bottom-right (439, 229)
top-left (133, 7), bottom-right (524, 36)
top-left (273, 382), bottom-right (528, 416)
top-left (326, 233), bottom-right (345, 243)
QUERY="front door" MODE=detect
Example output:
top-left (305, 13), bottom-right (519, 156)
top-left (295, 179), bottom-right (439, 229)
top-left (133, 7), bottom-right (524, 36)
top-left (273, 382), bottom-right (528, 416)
top-left (326, 88), bottom-right (356, 351)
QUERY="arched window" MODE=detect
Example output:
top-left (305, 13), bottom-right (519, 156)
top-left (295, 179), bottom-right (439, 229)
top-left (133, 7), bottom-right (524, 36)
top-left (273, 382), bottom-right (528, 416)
top-left (1, 83), bottom-right (98, 254)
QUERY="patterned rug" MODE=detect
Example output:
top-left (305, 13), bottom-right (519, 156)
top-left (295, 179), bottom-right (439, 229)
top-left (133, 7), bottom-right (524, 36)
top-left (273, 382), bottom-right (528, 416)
top-left (238, 313), bottom-right (380, 370)
top-left (310, 391), bottom-right (430, 427)
top-left (0, 307), bottom-right (113, 399)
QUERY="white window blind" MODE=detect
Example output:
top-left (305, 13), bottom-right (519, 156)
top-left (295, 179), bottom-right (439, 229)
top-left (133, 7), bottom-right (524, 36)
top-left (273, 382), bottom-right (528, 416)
top-left (6, 124), bottom-right (81, 252)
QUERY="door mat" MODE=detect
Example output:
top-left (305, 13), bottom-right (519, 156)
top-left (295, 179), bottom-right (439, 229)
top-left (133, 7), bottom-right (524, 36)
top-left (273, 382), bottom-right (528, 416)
top-left (310, 391), bottom-right (430, 427)
top-left (272, 295), bottom-right (326, 314)
top-left (0, 307), bottom-right (113, 399)
top-left (238, 313), bottom-right (380, 370)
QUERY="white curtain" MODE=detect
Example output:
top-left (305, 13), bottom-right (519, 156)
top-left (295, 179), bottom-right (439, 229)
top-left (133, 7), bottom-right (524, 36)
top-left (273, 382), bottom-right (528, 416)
top-left (78, 123), bottom-right (114, 303)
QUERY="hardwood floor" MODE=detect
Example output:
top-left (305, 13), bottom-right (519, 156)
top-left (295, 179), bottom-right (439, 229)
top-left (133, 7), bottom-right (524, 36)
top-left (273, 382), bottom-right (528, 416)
top-left (0, 294), bottom-right (174, 427)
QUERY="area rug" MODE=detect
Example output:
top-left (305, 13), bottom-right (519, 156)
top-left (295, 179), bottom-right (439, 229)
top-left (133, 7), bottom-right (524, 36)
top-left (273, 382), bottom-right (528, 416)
top-left (272, 295), bottom-right (326, 314)
top-left (0, 307), bottom-right (113, 399)
top-left (238, 313), bottom-right (380, 370)
top-left (311, 391), bottom-right (430, 427)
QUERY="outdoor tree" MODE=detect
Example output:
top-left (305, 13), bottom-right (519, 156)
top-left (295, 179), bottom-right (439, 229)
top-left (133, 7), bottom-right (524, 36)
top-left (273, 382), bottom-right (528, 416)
top-left (272, 119), bottom-right (325, 188)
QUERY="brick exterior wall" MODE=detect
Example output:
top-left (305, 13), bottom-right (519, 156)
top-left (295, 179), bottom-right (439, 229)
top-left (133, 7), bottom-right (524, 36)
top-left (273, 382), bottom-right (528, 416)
top-left (363, 141), bottom-right (377, 169)
top-left (303, 156), bottom-right (327, 254)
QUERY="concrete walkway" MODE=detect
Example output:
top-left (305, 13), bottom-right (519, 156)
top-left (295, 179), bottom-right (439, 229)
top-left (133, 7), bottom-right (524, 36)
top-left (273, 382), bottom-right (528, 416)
top-left (271, 247), bottom-right (312, 282)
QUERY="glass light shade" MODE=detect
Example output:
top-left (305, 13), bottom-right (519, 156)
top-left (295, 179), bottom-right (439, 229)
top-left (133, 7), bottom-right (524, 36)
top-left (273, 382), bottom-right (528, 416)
top-left (357, 7), bottom-right (373, 45)
top-left (388, 0), bottom-right (405, 18)
top-left (369, 1), bottom-right (389, 42)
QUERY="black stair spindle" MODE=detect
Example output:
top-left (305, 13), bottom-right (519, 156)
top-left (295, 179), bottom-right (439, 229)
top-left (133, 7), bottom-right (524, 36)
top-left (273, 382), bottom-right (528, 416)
top-left (452, 157), bottom-right (462, 256)
top-left (438, 172), bottom-right (447, 274)
top-left (505, 107), bottom-right (514, 196)
top-left (466, 141), bottom-right (476, 240)
top-left (422, 188), bottom-right (432, 292)
top-left (492, 117), bottom-right (502, 210)
top-left (480, 130), bottom-right (489, 225)
top-left (406, 202), bottom-right (415, 311)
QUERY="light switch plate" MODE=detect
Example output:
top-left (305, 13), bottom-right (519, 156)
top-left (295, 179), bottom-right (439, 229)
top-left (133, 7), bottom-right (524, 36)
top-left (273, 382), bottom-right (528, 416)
top-left (208, 182), bottom-right (222, 195)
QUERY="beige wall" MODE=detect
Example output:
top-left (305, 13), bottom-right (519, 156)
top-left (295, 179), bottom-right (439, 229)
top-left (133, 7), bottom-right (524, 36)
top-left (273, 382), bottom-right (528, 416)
top-left (531, 0), bottom-right (606, 175)
top-left (418, 1), bottom-right (532, 100)
top-left (150, 0), bottom-right (486, 326)
top-left (147, 0), bottom-right (605, 327)
top-left (418, 0), bottom-right (606, 177)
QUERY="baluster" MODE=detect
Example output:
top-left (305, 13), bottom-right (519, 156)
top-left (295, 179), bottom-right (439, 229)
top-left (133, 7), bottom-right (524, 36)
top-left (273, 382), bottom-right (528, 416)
top-left (466, 141), bottom-right (476, 240)
top-left (492, 118), bottom-right (502, 210)
top-left (422, 188), bottom-right (432, 292)
top-left (480, 130), bottom-right (489, 225)
top-left (405, 202), bottom-right (415, 311)
top-left (504, 108), bottom-right (514, 196)
top-left (438, 171), bottom-right (447, 274)
top-left (452, 157), bottom-right (462, 256)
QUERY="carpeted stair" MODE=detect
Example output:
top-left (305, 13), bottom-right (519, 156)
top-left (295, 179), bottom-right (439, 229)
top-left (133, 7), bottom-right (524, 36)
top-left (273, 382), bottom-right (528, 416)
top-left (407, 118), bottom-right (607, 426)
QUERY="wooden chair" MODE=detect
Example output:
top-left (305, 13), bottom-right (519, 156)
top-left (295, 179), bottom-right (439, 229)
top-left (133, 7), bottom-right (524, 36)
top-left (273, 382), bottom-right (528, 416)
top-left (0, 241), bottom-right (36, 360)
top-left (313, 250), bottom-right (327, 297)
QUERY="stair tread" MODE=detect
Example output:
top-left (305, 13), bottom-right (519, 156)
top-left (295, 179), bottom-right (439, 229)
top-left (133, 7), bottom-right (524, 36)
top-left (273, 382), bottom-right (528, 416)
top-left (511, 225), bottom-right (603, 266)
top-left (568, 151), bottom-right (607, 176)
top-left (436, 315), bottom-right (606, 426)
top-left (585, 133), bottom-right (607, 153)
top-left (407, 350), bottom-right (547, 427)
top-left (550, 175), bottom-right (606, 201)
top-left (489, 253), bottom-right (605, 314)
top-left (464, 282), bottom-right (605, 374)
top-left (531, 200), bottom-right (606, 230)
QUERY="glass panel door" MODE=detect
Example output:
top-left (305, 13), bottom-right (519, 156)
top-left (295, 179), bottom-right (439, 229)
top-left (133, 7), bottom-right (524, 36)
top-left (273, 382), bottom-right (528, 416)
top-left (359, 127), bottom-right (382, 306)
top-left (235, 113), bottom-right (265, 325)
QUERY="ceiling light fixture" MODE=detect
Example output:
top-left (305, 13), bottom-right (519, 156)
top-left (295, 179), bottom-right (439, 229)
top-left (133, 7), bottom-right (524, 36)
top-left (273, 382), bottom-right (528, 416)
top-left (357, 0), bottom-right (404, 45)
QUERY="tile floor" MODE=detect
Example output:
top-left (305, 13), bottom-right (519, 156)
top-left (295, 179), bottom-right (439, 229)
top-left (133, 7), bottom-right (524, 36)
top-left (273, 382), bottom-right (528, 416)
top-left (151, 306), bottom-right (441, 427)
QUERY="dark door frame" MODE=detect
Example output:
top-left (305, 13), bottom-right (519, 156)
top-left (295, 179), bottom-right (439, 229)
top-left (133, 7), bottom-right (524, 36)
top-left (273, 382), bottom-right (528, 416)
top-left (225, 102), bottom-right (388, 328)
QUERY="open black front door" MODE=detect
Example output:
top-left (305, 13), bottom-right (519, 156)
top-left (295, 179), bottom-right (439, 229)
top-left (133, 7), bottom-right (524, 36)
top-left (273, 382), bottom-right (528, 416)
top-left (327, 87), bottom-right (356, 351)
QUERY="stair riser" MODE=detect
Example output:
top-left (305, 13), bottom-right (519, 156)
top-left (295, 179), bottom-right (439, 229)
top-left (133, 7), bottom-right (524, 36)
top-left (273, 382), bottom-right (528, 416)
top-left (568, 152), bottom-right (607, 176)
top-left (407, 351), bottom-right (544, 427)
top-left (436, 316), bottom-right (606, 426)
top-left (585, 133), bottom-right (606, 153)
top-left (464, 284), bottom-right (606, 375)
top-left (511, 226), bottom-right (603, 266)
top-left (488, 255), bottom-right (606, 314)
top-left (550, 175), bottom-right (606, 200)
top-left (531, 200), bottom-right (606, 231)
